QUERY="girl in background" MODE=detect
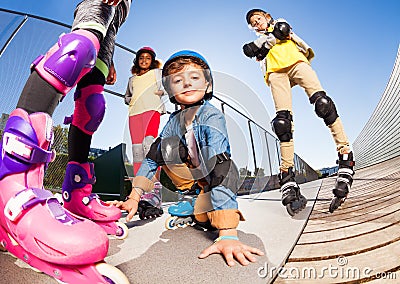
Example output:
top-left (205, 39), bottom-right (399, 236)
top-left (124, 47), bottom-right (166, 219)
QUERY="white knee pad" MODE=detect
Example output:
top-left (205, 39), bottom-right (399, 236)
top-left (142, 136), bottom-right (155, 156)
top-left (132, 143), bottom-right (144, 163)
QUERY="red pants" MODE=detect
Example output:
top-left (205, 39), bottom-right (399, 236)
top-left (129, 110), bottom-right (161, 175)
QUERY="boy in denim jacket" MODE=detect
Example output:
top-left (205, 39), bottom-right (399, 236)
top-left (116, 50), bottom-right (264, 266)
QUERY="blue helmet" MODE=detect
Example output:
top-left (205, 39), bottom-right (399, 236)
top-left (162, 50), bottom-right (213, 104)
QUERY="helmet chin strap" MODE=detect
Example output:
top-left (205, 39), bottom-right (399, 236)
top-left (181, 99), bottom-right (205, 108)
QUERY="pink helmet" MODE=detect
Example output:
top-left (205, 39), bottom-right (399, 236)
top-left (135, 46), bottom-right (156, 61)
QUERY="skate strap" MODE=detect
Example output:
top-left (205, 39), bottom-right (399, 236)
top-left (63, 115), bottom-right (73, 125)
top-left (4, 188), bottom-right (53, 221)
top-left (280, 181), bottom-right (298, 193)
top-left (3, 132), bottom-right (55, 164)
top-left (337, 159), bottom-right (355, 167)
top-left (81, 193), bottom-right (99, 206)
top-left (336, 176), bottom-right (351, 184)
top-left (279, 173), bottom-right (295, 185)
top-left (74, 173), bottom-right (96, 185)
top-left (338, 168), bottom-right (354, 176)
top-left (4, 188), bottom-right (79, 225)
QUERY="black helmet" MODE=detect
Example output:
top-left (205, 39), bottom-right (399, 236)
top-left (246, 8), bottom-right (267, 24)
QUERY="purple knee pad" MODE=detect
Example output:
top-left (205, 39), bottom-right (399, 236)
top-left (62, 162), bottom-right (96, 202)
top-left (32, 30), bottom-right (100, 94)
top-left (0, 112), bottom-right (54, 180)
top-left (71, 85), bottom-right (106, 135)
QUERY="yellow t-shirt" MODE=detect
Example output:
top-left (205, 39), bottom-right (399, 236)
top-left (127, 69), bottom-right (165, 116)
top-left (264, 39), bottom-right (309, 83)
top-left (267, 40), bottom-right (308, 72)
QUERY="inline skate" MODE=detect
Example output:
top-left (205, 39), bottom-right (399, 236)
top-left (0, 109), bottom-right (129, 283)
top-left (62, 162), bottom-right (128, 239)
top-left (329, 152), bottom-right (355, 213)
top-left (279, 167), bottom-right (307, 216)
top-left (165, 189), bottom-right (198, 230)
top-left (137, 181), bottom-right (163, 219)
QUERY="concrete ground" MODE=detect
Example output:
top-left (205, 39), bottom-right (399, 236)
top-left (0, 179), bottom-right (321, 284)
top-left (6, 154), bottom-right (399, 284)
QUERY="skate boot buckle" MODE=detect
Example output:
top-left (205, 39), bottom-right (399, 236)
top-left (3, 132), bottom-right (33, 160)
top-left (4, 188), bottom-right (52, 221)
top-left (3, 132), bottom-right (54, 163)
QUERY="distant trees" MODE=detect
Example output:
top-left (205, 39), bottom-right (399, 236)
top-left (53, 125), bottom-right (69, 154)
top-left (44, 125), bottom-right (69, 189)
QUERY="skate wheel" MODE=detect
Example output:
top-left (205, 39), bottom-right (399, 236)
top-left (286, 204), bottom-right (296, 217)
top-left (299, 195), bottom-right (307, 209)
top-left (286, 195), bottom-right (307, 217)
top-left (139, 211), bottom-right (146, 220)
top-left (95, 262), bottom-right (129, 284)
top-left (176, 222), bottom-right (188, 228)
top-left (115, 222), bottom-right (129, 240)
top-left (329, 197), bottom-right (345, 213)
top-left (0, 242), bottom-right (7, 252)
top-left (165, 216), bottom-right (177, 230)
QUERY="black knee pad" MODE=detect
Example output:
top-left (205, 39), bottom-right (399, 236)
top-left (271, 110), bottom-right (293, 142)
top-left (309, 91), bottom-right (339, 126)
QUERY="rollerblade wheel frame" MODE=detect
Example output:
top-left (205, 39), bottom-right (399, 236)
top-left (286, 195), bottom-right (307, 216)
top-left (329, 197), bottom-right (346, 213)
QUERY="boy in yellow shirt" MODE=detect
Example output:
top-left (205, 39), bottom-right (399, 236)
top-left (243, 9), bottom-right (355, 214)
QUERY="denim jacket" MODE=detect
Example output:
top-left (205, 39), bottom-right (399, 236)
top-left (137, 101), bottom-right (238, 211)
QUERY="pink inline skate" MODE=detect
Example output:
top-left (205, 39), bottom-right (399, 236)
top-left (62, 162), bottom-right (128, 239)
top-left (0, 109), bottom-right (129, 283)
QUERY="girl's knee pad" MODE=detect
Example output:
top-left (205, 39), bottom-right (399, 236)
top-left (72, 85), bottom-right (106, 135)
top-left (33, 30), bottom-right (100, 95)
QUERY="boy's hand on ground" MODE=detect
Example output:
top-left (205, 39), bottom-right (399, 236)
top-left (198, 240), bottom-right (264, 267)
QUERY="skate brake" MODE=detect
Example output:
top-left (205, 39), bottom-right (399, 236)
top-left (4, 188), bottom-right (53, 221)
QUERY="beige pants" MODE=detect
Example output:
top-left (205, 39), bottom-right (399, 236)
top-left (268, 62), bottom-right (350, 172)
top-left (162, 164), bottom-right (244, 229)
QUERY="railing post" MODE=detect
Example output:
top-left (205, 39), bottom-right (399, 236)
top-left (248, 120), bottom-right (257, 174)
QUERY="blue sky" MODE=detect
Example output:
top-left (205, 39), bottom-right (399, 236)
top-left (1, 0), bottom-right (399, 170)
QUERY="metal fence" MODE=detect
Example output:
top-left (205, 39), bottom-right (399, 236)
top-left (0, 8), bottom-right (318, 194)
top-left (353, 46), bottom-right (400, 170)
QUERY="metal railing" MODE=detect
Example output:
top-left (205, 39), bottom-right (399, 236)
top-left (0, 8), bottom-right (318, 193)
